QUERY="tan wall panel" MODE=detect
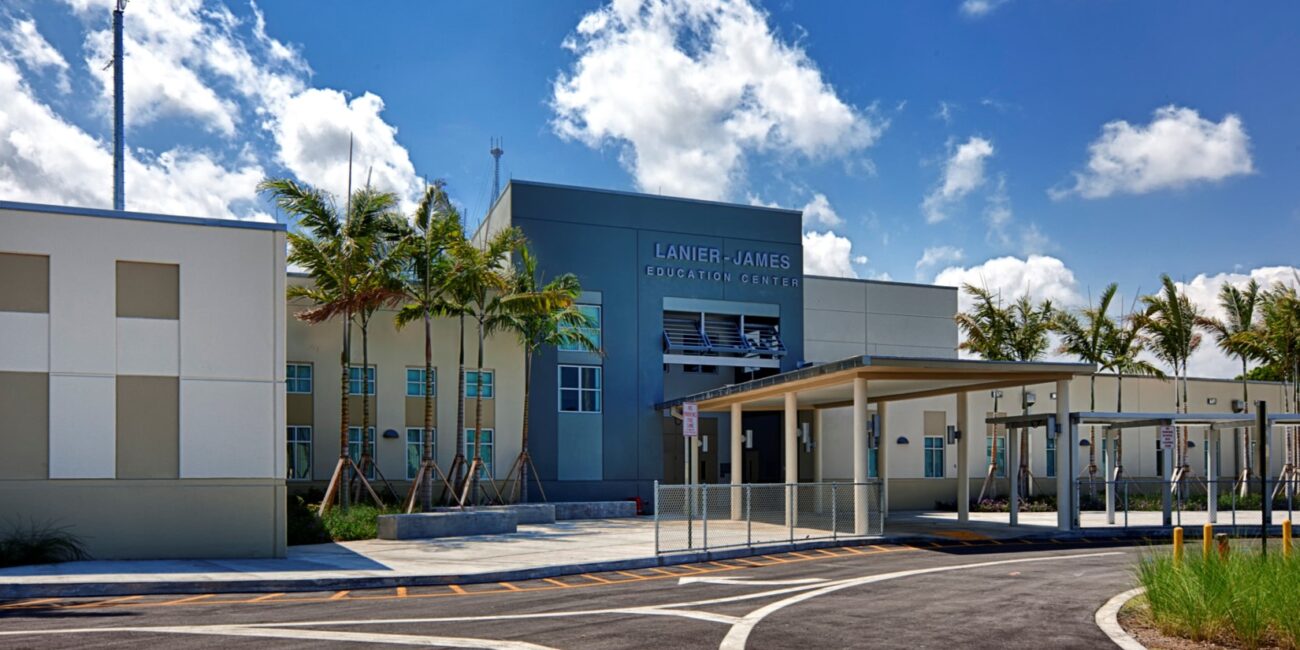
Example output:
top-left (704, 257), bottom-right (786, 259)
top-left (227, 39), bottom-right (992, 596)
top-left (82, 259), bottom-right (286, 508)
top-left (116, 375), bottom-right (179, 479)
top-left (0, 253), bottom-right (49, 313)
top-left (0, 371), bottom-right (48, 479)
top-left (0, 479), bottom-right (283, 559)
top-left (287, 394), bottom-right (313, 425)
top-left (464, 398), bottom-right (495, 429)
top-left (923, 410), bottom-right (946, 437)
top-left (116, 261), bottom-right (179, 319)
top-left (405, 397), bottom-right (438, 427)
top-left (347, 395), bottom-right (379, 427)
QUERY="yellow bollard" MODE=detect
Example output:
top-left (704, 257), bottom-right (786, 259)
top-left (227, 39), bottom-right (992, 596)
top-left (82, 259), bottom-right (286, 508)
top-left (1173, 526), bottom-right (1184, 566)
top-left (1203, 523), bottom-right (1214, 561)
top-left (1285, 520), bottom-right (1293, 559)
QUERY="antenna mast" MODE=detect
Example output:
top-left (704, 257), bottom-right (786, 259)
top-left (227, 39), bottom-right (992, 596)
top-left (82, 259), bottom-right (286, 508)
top-left (112, 0), bottom-right (126, 210)
top-left (489, 137), bottom-right (504, 203)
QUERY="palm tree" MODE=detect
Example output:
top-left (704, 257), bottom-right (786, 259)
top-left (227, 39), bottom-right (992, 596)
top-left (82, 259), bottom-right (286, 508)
top-left (1103, 311), bottom-right (1165, 476)
top-left (261, 177), bottom-right (394, 514)
top-left (1245, 282), bottom-right (1300, 489)
top-left (499, 246), bottom-right (599, 503)
top-left (1005, 296), bottom-right (1056, 497)
top-left (956, 284), bottom-right (1013, 361)
top-left (1054, 284), bottom-right (1118, 479)
top-left (447, 226), bottom-right (527, 505)
top-left (1138, 275), bottom-right (1203, 483)
top-left (390, 183), bottom-right (463, 512)
top-left (1198, 279), bottom-right (1261, 488)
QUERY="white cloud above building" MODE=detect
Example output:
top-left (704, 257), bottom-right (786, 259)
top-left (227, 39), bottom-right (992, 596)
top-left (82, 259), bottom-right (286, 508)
top-left (1055, 105), bottom-right (1253, 199)
top-left (922, 136), bottom-right (994, 223)
top-left (803, 230), bottom-right (863, 278)
top-left (551, 0), bottom-right (884, 201)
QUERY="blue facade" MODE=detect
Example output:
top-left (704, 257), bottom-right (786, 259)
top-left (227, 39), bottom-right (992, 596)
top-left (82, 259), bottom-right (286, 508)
top-left (491, 181), bottom-right (805, 503)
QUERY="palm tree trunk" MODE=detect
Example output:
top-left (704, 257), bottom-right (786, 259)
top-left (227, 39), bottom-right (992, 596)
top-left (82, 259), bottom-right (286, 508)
top-left (1116, 373), bottom-right (1124, 473)
top-left (361, 316), bottom-right (372, 489)
top-left (1088, 375), bottom-right (1097, 475)
top-left (454, 313), bottom-right (467, 492)
top-left (471, 315), bottom-right (486, 505)
top-left (520, 350), bottom-right (533, 503)
top-left (340, 311), bottom-right (352, 510)
top-left (421, 308), bottom-right (434, 511)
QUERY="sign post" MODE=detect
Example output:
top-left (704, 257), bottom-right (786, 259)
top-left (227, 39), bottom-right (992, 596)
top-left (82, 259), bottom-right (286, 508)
top-left (683, 402), bottom-right (698, 486)
top-left (1159, 424), bottom-right (1175, 526)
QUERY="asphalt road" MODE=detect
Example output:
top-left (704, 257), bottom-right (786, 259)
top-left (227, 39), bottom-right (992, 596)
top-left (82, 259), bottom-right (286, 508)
top-left (0, 539), bottom-right (1149, 649)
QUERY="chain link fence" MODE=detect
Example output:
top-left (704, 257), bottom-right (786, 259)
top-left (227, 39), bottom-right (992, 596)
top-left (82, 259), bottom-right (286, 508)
top-left (654, 481), bottom-right (883, 555)
top-left (1075, 476), bottom-right (1300, 528)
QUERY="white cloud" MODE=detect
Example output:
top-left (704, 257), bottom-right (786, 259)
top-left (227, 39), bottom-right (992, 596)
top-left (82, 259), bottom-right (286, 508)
top-left (1176, 266), bottom-right (1300, 378)
top-left (272, 89), bottom-right (422, 206)
top-left (960, 0), bottom-right (1010, 17)
top-left (800, 192), bottom-right (842, 228)
top-left (934, 100), bottom-right (957, 125)
top-left (552, 0), bottom-right (884, 201)
top-left (803, 230), bottom-right (863, 278)
top-left (0, 1), bottom-right (424, 219)
top-left (923, 136), bottom-right (993, 223)
top-left (2, 17), bottom-right (70, 92)
top-left (935, 254), bottom-right (1084, 313)
top-left (1055, 105), bottom-right (1253, 199)
top-left (914, 245), bottom-right (964, 281)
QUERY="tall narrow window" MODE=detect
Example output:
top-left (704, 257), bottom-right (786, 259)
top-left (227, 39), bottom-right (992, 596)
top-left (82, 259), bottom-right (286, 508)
top-left (465, 429), bottom-right (494, 478)
top-left (406, 367), bottom-right (435, 397)
top-left (558, 365), bottom-right (601, 413)
top-left (1045, 435), bottom-right (1057, 478)
top-left (347, 426), bottom-right (376, 479)
top-left (348, 365), bottom-right (375, 395)
top-left (924, 436), bottom-right (945, 478)
top-left (407, 428), bottom-right (435, 480)
top-left (286, 363), bottom-right (313, 394)
top-left (986, 435), bottom-right (1007, 478)
top-left (465, 370), bottom-right (494, 398)
top-left (287, 426), bottom-right (312, 480)
top-left (559, 304), bottom-right (601, 351)
top-left (867, 447), bottom-right (878, 479)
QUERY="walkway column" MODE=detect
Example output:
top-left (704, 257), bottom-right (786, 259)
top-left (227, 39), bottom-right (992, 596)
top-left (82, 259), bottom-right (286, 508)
top-left (853, 377), bottom-right (869, 534)
top-left (731, 402), bottom-right (743, 520)
top-left (957, 391), bottom-right (970, 522)
top-left (879, 401), bottom-right (890, 516)
top-left (1104, 429), bottom-right (1116, 525)
top-left (814, 408), bottom-right (825, 515)
top-left (784, 391), bottom-right (798, 528)
top-left (1206, 428), bottom-right (1218, 523)
top-left (1055, 379), bottom-right (1072, 531)
top-left (1008, 425), bottom-right (1020, 526)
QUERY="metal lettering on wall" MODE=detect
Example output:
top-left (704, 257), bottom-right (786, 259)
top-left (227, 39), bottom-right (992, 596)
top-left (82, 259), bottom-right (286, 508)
top-left (646, 242), bottom-right (800, 288)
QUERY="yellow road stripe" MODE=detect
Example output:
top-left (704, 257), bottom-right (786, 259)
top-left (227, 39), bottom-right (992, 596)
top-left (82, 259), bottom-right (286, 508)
top-left (617, 571), bottom-right (647, 580)
top-left (329, 590), bottom-right (350, 600)
top-left (582, 574), bottom-right (612, 584)
top-left (498, 582), bottom-right (521, 591)
top-left (248, 592), bottom-right (284, 603)
top-left (542, 578), bottom-right (571, 588)
top-left (448, 585), bottom-right (467, 594)
top-left (0, 597), bottom-right (63, 609)
top-left (870, 545), bottom-right (891, 552)
top-left (158, 594), bottom-right (216, 606)
top-left (63, 595), bottom-right (142, 609)
top-left (397, 587), bottom-right (408, 597)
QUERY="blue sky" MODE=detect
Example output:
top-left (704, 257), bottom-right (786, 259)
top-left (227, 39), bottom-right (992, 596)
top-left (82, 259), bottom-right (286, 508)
top-left (2, 0), bottom-right (1298, 376)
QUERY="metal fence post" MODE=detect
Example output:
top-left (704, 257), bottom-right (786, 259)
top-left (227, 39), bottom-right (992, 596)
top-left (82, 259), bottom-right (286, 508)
top-left (653, 480), bottom-right (660, 555)
top-left (789, 483), bottom-right (795, 543)
top-left (831, 482), bottom-right (838, 540)
top-left (745, 484), bottom-right (752, 547)
top-left (702, 483), bottom-right (709, 552)
top-left (687, 483), bottom-right (694, 550)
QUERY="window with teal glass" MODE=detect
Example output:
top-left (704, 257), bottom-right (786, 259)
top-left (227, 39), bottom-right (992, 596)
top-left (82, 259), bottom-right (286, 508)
top-left (287, 426), bottom-right (311, 480)
top-left (407, 367), bottom-right (435, 397)
top-left (559, 304), bottom-right (601, 352)
top-left (986, 434), bottom-right (1007, 478)
top-left (348, 365), bottom-right (375, 395)
top-left (347, 426), bottom-right (376, 479)
top-left (465, 370), bottom-right (494, 398)
top-left (924, 436), bottom-right (945, 478)
top-left (465, 428), bottom-right (494, 478)
top-left (287, 363), bottom-right (313, 394)
top-left (1045, 435), bottom-right (1057, 478)
top-left (406, 427), bottom-right (435, 479)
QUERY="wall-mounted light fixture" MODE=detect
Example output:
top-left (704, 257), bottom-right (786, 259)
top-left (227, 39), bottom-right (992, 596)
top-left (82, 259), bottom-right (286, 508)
top-left (1023, 391), bottom-right (1037, 408)
top-left (1206, 397), bottom-right (1218, 406)
top-left (1078, 439), bottom-right (1090, 447)
top-left (946, 425), bottom-right (961, 444)
top-left (991, 390), bottom-right (1004, 399)
top-left (896, 436), bottom-right (910, 445)
top-left (801, 422), bottom-right (814, 452)
top-left (744, 429), bottom-right (753, 450)
top-left (701, 436), bottom-right (709, 453)
top-left (382, 429), bottom-right (399, 439)
top-left (1049, 392), bottom-right (1058, 401)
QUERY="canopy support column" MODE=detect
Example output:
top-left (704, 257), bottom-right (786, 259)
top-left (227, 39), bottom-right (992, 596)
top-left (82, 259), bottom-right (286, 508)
top-left (853, 377), bottom-right (869, 535)
top-left (784, 391), bottom-right (797, 529)
top-left (731, 402), bottom-right (742, 520)
top-left (1207, 427), bottom-right (1218, 524)
top-left (1008, 425), bottom-right (1020, 526)
top-left (1104, 429), bottom-right (1116, 525)
top-left (957, 391), bottom-right (970, 523)
top-left (1056, 380), bottom-right (1072, 531)
top-left (879, 402), bottom-right (890, 516)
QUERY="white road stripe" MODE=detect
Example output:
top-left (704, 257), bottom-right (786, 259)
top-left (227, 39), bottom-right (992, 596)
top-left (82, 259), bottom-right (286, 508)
top-left (678, 577), bottom-right (828, 587)
top-left (718, 551), bottom-right (1125, 650)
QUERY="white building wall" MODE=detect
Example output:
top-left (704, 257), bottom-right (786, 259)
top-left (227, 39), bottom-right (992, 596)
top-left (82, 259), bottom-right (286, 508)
top-left (803, 277), bottom-right (958, 363)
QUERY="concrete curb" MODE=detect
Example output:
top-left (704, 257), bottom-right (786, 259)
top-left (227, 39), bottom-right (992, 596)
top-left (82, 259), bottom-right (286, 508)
top-left (1095, 587), bottom-right (1146, 650)
top-left (0, 526), bottom-right (1213, 600)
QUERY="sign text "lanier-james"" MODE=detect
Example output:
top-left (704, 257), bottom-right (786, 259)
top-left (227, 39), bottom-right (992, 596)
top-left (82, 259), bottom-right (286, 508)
top-left (653, 243), bottom-right (792, 270)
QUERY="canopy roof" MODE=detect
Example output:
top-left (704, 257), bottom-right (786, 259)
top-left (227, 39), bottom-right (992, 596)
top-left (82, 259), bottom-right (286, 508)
top-left (657, 355), bottom-right (1095, 412)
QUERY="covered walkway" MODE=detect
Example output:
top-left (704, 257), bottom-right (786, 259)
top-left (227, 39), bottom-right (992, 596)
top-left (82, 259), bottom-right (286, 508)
top-left (657, 355), bottom-right (1095, 535)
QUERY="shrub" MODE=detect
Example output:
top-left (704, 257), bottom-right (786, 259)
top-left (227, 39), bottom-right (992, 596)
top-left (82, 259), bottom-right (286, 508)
top-left (1137, 545), bottom-right (1300, 649)
top-left (287, 495), bottom-right (331, 546)
top-left (0, 520), bottom-right (90, 568)
top-left (319, 503), bottom-right (400, 542)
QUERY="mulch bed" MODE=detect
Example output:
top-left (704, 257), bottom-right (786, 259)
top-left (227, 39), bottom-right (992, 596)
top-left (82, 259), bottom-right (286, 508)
top-left (1119, 598), bottom-right (1285, 650)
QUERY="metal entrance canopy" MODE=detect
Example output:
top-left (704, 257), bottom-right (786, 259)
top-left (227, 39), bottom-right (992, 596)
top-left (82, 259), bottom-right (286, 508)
top-left (987, 411), bottom-right (1300, 431)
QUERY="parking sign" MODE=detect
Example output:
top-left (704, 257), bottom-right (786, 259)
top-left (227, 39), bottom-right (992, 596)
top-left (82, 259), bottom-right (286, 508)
top-left (1159, 425), bottom-right (1176, 450)
top-left (682, 402), bottom-right (698, 437)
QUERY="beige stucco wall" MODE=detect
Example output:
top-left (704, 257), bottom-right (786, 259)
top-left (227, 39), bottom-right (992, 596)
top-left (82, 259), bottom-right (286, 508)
top-left (286, 276), bottom-right (525, 486)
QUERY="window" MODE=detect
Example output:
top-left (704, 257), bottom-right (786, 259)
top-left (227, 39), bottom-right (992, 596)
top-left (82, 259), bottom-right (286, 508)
top-left (287, 426), bottom-right (312, 480)
top-left (924, 436), bottom-right (945, 478)
top-left (682, 364), bottom-right (718, 374)
top-left (347, 426), bottom-right (376, 479)
top-left (465, 428), bottom-right (494, 478)
top-left (559, 304), bottom-right (601, 352)
top-left (1045, 435), bottom-right (1057, 478)
top-left (406, 367), bottom-right (436, 397)
top-left (286, 363), bottom-right (313, 394)
top-left (465, 370), bottom-right (494, 398)
top-left (986, 435), bottom-right (1007, 478)
top-left (559, 365), bottom-right (601, 413)
top-left (867, 447), bottom-right (878, 479)
top-left (349, 365), bottom-right (375, 395)
top-left (406, 427), bottom-right (435, 480)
